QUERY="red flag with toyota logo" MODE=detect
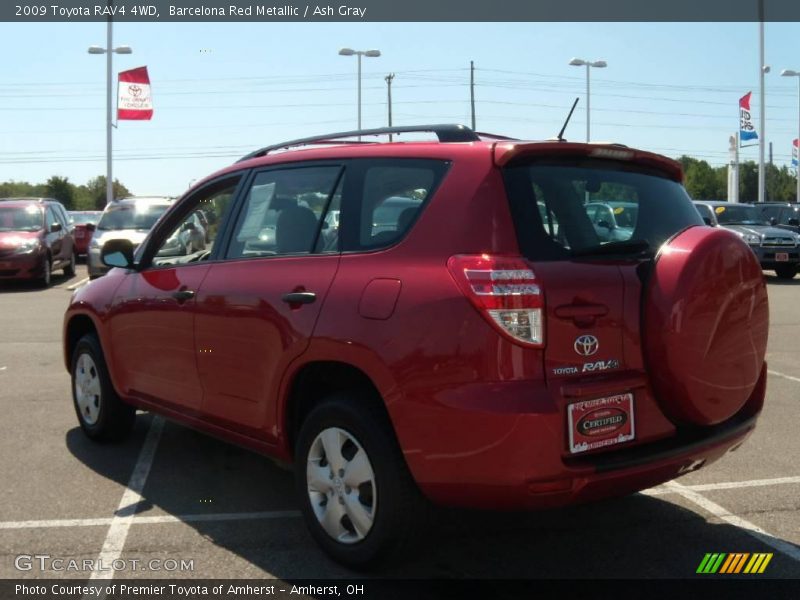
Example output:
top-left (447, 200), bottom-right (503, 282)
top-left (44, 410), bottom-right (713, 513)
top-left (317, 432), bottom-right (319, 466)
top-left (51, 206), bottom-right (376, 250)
top-left (117, 66), bottom-right (153, 121)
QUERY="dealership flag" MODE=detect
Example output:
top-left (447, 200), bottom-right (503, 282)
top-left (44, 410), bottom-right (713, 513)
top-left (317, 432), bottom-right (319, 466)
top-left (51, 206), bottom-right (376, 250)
top-left (739, 92), bottom-right (758, 142)
top-left (793, 139), bottom-right (798, 167)
top-left (117, 66), bottom-right (153, 121)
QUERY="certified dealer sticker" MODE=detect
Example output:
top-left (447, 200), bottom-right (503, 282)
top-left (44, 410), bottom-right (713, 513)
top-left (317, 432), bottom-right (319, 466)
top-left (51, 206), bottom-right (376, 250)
top-left (568, 393), bottom-right (635, 454)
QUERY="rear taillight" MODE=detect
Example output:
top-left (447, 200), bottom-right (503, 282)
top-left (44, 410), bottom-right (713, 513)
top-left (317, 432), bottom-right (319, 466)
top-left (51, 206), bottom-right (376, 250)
top-left (447, 254), bottom-right (544, 347)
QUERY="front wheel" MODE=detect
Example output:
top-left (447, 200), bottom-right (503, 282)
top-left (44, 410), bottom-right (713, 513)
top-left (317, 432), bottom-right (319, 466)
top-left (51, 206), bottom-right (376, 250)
top-left (294, 392), bottom-right (429, 569)
top-left (71, 333), bottom-right (136, 442)
top-left (63, 251), bottom-right (76, 277)
top-left (774, 264), bottom-right (798, 280)
top-left (38, 256), bottom-right (51, 288)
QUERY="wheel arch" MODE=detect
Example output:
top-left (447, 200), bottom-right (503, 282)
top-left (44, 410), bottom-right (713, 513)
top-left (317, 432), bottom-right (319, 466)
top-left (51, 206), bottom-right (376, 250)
top-left (280, 358), bottom-right (399, 462)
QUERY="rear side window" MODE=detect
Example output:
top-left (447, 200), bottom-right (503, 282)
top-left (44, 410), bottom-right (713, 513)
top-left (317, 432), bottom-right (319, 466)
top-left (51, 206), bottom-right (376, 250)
top-left (347, 159), bottom-right (449, 251)
top-left (503, 161), bottom-right (703, 260)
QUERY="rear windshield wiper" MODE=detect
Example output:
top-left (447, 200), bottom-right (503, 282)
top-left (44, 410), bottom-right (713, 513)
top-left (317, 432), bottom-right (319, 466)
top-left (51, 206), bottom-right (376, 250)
top-left (572, 239), bottom-right (652, 257)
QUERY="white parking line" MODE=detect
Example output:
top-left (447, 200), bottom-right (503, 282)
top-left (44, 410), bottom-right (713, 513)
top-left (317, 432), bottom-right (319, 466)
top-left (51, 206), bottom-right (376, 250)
top-left (664, 481), bottom-right (800, 562)
top-left (643, 475), bottom-right (800, 496)
top-left (66, 277), bottom-right (89, 291)
top-left (0, 510), bottom-right (301, 530)
top-left (768, 369), bottom-right (800, 384)
top-left (89, 416), bottom-right (165, 581)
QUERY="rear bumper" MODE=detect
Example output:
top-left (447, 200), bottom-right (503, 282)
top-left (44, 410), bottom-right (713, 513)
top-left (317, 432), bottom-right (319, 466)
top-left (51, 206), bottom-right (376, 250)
top-left (401, 371), bottom-right (765, 510)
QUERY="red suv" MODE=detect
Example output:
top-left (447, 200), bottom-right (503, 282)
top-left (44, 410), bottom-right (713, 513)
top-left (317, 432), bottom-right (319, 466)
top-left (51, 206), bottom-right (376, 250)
top-left (63, 126), bottom-right (769, 568)
top-left (0, 198), bottom-right (76, 286)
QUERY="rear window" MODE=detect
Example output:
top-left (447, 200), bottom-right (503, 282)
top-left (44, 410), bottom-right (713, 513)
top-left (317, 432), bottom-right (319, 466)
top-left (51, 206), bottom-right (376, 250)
top-left (503, 160), bottom-right (703, 260)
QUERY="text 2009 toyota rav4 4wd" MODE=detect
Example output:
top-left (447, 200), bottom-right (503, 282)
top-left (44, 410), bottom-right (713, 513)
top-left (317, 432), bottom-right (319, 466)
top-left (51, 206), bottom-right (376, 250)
top-left (63, 125), bottom-right (768, 568)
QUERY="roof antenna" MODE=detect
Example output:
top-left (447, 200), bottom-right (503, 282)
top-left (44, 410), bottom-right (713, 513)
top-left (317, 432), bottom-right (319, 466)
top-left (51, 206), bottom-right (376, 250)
top-left (556, 97), bottom-right (580, 142)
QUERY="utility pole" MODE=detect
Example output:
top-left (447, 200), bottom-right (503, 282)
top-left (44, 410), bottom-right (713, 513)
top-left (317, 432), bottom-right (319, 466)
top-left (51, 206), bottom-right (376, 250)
top-left (385, 73), bottom-right (394, 140)
top-left (758, 0), bottom-right (768, 203)
top-left (470, 60), bottom-right (476, 131)
top-left (729, 133), bottom-right (740, 203)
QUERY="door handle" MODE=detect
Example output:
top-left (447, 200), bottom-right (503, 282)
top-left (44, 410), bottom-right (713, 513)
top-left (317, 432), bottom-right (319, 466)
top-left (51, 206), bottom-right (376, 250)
top-left (554, 303), bottom-right (609, 319)
top-left (172, 289), bottom-right (195, 302)
top-left (282, 292), bottom-right (316, 305)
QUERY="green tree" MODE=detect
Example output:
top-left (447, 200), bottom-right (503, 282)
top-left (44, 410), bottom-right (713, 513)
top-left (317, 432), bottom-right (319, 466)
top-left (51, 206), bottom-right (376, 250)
top-left (683, 159), bottom-right (718, 200)
top-left (84, 176), bottom-right (132, 209)
top-left (45, 176), bottom-right (75, 209)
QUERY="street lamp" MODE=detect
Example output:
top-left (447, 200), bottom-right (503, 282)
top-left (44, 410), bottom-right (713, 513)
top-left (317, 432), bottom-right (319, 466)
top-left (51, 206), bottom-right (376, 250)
top-left (569, 58), bottom-right (607, 142)
top-left (88, 24), bottom-right (132, 207)
top-left (781, 69), bottom-right (800, 203)
top-left (339, 48), bottom-right (381, 132)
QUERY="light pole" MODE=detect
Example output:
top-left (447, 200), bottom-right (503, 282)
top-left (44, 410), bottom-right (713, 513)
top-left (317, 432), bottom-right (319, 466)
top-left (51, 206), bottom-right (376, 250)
top-left (782, 69), bottom-right (800, 203)
top-left (88, 19), bottom-right (131, 206)
top-left (569, 58), bottom-right (607, 142)
top-left (338, 48), bottom-right (381, 132)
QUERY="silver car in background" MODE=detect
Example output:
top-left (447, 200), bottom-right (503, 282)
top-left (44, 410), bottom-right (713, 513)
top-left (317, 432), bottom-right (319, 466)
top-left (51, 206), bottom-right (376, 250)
top-left (87, 197), bottom-right (173, 278)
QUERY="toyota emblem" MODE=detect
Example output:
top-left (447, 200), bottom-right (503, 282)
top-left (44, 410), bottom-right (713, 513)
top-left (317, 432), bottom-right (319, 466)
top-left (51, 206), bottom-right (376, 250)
top-left (574, 335), bottom-right (599, 356)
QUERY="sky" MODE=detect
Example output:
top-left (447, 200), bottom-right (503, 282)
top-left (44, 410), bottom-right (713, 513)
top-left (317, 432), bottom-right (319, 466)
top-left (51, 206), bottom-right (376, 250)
top-left (1, 20), bottom-right (799, 197)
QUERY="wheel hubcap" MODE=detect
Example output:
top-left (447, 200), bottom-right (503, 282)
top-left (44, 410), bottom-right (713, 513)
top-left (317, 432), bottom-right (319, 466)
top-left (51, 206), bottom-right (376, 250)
top-left (74, 353), bottom-right (101, 425)
top-left (307, 427), bottom-right (376, 544)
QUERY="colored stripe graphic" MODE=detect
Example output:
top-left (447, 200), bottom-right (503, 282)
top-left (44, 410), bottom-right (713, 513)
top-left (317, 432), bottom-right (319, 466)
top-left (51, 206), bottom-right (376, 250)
top-left (699, 553), bottom-right (773, 574)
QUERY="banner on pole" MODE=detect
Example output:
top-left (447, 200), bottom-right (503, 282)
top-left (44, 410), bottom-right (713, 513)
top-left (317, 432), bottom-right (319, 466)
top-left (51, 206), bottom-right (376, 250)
top-left (117, 66), bottom-right (153, 121)
top-left (793, 139), bottom-right (798, 167)
top-left (739, 92), bottom-right (758, 143)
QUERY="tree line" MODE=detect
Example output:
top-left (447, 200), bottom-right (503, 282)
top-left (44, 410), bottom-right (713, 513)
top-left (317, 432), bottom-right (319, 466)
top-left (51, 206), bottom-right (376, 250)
top-left (0, 176), bottom-right (131, 211)
top-left (678, 156), bottom-right (798, 202)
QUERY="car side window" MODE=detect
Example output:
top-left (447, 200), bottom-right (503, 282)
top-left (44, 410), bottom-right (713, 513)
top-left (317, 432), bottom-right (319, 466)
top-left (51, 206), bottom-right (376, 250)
top-left (226, 166), bottom-right (343, 259)
top-left (346, 160), bottom-right (449, 251)
top-left (150, 180), bottom-right (239, 268)
top-left (45, 207), bottom-right (58, 230)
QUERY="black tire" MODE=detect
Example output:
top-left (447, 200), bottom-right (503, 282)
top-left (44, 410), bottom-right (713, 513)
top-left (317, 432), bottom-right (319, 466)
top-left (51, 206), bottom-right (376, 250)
top-left (63, 251), bottom-right (76, 277)
top-left (37, 255), bottom-right (51, 288)
top-left (71, 333), bottom-right (136, 442)
top-left (775, 265), bottom-right (798, 280)
top-left (294, 391), bottom-right (430, 569)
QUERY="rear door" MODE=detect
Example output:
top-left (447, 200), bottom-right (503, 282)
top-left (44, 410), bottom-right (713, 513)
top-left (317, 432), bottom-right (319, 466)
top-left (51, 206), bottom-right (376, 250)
top-left (503, 160), bottom-right (705, 454)
top-left (194, 164), bottom-right (344, 439)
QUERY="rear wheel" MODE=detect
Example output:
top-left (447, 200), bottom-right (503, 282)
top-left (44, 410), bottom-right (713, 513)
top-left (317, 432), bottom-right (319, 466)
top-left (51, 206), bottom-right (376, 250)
top-left (71, 333), bottom-right (135, 442)
top-left (294, 392), bottom-right (429, 569)
top-left (63, 251), bottom-right (76, 277)
top-left (774, 264), bottom-right (797, 280)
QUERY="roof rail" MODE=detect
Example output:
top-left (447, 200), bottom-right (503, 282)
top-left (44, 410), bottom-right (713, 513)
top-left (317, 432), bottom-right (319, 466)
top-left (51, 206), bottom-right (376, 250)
top-left (237, 124), bottom-right (481, 162)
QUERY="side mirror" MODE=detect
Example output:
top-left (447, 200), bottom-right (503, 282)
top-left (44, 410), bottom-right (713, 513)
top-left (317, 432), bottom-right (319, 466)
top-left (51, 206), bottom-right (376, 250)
top-left (86, 223), bottom-right (96, 232)
top-left (788, 218), bottom-right (800, 227)
top-left (596, 220), bottom-right (612, 230)
top-left (101, 239), bottom-right (136, 270)
top-left (49, 222), bottom-right (62, 233)
top-left (702, 217), bottom-right (712, 226)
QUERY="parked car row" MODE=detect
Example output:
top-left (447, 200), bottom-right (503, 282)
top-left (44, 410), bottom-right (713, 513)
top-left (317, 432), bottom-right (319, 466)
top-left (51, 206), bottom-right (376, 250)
top-left (694, 201), bottom-right (800, 279)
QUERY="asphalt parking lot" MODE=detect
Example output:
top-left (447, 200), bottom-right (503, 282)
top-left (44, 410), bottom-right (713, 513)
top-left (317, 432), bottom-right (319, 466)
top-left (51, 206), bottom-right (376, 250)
top-left (0, 264), bottom-right (799, 583)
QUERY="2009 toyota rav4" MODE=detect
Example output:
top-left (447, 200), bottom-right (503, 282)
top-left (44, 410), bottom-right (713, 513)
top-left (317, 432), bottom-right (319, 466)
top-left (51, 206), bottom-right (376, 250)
top-left (63, 125), bottom-right (769, 568)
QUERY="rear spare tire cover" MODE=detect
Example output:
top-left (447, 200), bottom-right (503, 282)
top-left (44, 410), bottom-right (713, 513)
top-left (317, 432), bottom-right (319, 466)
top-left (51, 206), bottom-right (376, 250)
top-left (643, 226), bottom-right (768, 426)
